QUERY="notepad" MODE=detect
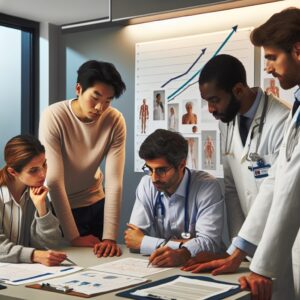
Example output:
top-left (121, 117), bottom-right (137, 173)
top-left (0, 262), bottom-right (82, 285)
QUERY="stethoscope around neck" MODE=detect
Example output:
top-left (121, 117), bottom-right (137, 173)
top-left (154, 167), bottom-right (191, 239)
top-left (225, 92), bottom-right (269, 163)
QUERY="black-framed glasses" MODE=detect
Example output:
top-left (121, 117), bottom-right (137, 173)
top-left (142, 164), bottom-right (173, 177)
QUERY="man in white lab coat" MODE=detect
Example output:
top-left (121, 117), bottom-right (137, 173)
top-left (199, 54), bottom-right (290, 240)
top-left (183, 54), bottom-right (292, 299)
top-left (183, 7), bottom-right (300, 300)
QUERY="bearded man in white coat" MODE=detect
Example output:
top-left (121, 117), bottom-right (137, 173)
top-left (182, 8), bottom-right (300, 300)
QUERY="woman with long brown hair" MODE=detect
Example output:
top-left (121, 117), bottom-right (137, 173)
top-left (0, 135), bottom-right (67, 265)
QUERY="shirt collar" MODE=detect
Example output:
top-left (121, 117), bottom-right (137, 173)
top-left (241, 87), bottom-right (262, 120)
top-left (1, 186), bottom-right (11, 204)
top-left (1, 186), bottom-right (29, 204)
top-left (295, 87), bottom-right (300, 102)
top-left (171, 168), bottom-right (189, 198)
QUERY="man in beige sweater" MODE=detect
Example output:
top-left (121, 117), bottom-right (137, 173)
top-left (39, 60), bottom-right (126, 257)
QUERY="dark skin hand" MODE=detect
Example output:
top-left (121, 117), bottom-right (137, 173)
top-left (181, 251), bottom-right (229, 271)
top-left (239, 272), bottom-right (272, 300)
top-left (181, 249), bottom-right (246, 275)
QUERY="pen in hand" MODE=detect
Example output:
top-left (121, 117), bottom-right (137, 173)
top-left (44, 246), bottom-right (77, 266)
top-left (64, 257), bottom-right (77, 266)
top-left (147, 237), bottom-right (172, 268)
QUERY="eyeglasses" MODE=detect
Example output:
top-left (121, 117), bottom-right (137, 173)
top-left (142, 164), bottom-right (173, 177)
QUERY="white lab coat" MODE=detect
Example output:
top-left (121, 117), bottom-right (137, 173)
top-left (220, 89), bottom-right (295, 299)
top-left (238, 105), bottom-right (300, 299)
top-left (220, 89), bottom-right (290, 239)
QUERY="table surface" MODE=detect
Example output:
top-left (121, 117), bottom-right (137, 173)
top-left (0, 246), bottom-right (251, 300)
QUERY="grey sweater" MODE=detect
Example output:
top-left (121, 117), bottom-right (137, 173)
top-left (0, 186), bottom-right (67, 263)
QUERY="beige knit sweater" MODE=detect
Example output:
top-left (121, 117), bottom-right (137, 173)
top-left (39, 100), bottom-right (126, 241)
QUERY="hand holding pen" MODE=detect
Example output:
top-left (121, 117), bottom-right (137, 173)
top-left (148, 237), bottom-right (191, 268)
top-left (43, 247), bottom-right (77, 266)
top-left (147, 237), bottom-right (172, 267)
top-left (32, 249), bottom-right (68, 267)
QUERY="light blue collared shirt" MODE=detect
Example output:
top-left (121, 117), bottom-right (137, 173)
top-left (129, 169), bottom-right (224, 257)
top-left (239, 87), bottom-right (263, 132)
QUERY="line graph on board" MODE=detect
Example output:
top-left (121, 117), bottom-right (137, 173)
top-left (161, 48), bottom-right (206, 88)
top-left (167, 26), bottom-right (238, 101)
top-left (134, 26), bottom-right (254, 177)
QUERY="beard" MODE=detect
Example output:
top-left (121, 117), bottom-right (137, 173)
top-left (214, 94), bottom-right (241, 123)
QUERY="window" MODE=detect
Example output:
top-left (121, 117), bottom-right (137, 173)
top-left (0, 13), bottom-right (39, 165)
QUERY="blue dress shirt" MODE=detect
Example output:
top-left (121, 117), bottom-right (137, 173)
top-left (129, 169), bottom-right (224, 256)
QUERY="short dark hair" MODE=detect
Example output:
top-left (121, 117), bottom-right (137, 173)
top-left (139, 129), bottom-right (188, 167)
top-left (199, 54), bottom-right (247, 93)
top-left (77, 60), bottom-right (126, 98)
top-left (250, 7), bottom-right (300, 53)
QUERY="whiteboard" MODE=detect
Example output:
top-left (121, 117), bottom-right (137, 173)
top-left (134, 26), bottom-right (254, 177)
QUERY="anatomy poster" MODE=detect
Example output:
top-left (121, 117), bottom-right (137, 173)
top-left (135, 27), bottom-right (255, 177)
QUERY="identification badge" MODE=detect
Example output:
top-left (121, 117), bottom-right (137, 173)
top-left (248, 163), bottom-right (271, 178)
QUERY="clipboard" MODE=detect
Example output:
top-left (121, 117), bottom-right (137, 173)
top-left (26, 278), bottom-right (151, 298)
top-left (116, 275), bottom-right (241, 300)
top-left (26, 283), bottom-right (92, 298)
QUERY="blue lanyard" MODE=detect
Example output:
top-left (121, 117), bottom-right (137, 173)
top-left (154, 168), bottom-right (191, 235)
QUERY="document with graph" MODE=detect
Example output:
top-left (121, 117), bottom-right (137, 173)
top-left (89, 257), bottom-right (171, 278)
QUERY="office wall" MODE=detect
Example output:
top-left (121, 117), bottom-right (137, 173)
top-left (61, 0), bottom-right (299, 242)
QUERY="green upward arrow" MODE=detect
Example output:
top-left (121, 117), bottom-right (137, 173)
top-left (168, 25), bottom-right (238, 101)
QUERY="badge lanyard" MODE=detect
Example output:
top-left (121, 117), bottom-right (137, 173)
top-left (245, 93), bottom-right (271, 180)
top-left (245, 92), bottom-right (269, 162)
top-left (154, 168), bottom-right (191, 239)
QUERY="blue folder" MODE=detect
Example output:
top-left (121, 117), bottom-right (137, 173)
top-left (116, 275), bottom-right (241, 300)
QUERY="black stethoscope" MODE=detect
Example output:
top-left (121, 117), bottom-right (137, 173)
top-left (154, 167), bottom-right (191, 239)
top-left (225, 92), bottom-right (269, 164)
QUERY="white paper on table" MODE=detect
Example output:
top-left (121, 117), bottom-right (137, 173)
top-left (39, 270), bottom-right (148, 296)
top-left (89, 258), bottom-right (171, 278)
top-left (0, 263), bottom-right (82, 285)
top-left (132, 276), bottom-right (239, 300)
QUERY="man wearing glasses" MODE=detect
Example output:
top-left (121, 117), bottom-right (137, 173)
top-left (124, 129), bottom-right (224, 267)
